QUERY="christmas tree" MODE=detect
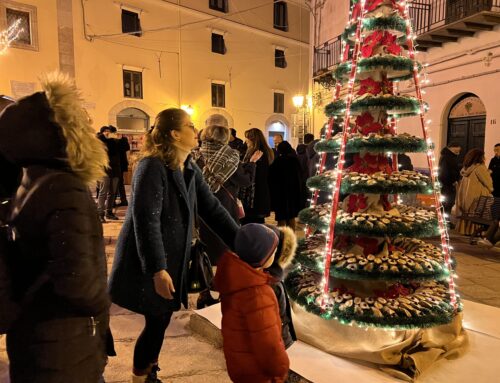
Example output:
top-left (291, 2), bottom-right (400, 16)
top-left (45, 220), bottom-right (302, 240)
top-left (286, 0), bottom-right (467, 378)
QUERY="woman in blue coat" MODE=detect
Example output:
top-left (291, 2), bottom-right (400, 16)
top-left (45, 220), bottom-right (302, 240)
top-left (109, 108), bottom-right (239, 383)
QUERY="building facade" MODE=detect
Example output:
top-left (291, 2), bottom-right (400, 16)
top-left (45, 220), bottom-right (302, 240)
top-left (310, 0), bottom-right (500, 167)
top-left (0, 0), bottom-right (310, 152)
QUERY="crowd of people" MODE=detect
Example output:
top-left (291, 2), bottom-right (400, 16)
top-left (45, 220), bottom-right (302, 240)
top-left (438, 142), bottom-right (500, 249)
top-left (1, 72), bottom-right (499, 383)
top-left (0, 74), bottom-right (301, 383)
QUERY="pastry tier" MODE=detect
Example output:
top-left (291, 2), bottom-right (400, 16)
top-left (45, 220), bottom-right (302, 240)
top-left (299, 204), bottom-right (439, 237)
top-left (307, 170), bottom-right (433, 195)
top-left (285, 269), bottom-right (460, 329)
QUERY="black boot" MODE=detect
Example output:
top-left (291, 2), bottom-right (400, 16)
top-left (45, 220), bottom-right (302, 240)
top-left (146, 364), bottom-right (162, 383)
top-left (196, 289), bottom-right (220, 310)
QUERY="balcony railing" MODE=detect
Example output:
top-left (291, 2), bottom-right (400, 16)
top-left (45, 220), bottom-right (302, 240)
top-left (313, 0), bottom-right (500, 78)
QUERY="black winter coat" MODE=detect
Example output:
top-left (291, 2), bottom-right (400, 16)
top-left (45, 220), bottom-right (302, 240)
top-left (109, 156), bottom-right (239, 314)
top-left (438, 147), bottom-right (461, 188)
top-left (245, 153), bottom-right (272, 218)
top-left (7, 167), bottom-right (110, 382)
top-left (118, 136), bottom-right (130, 172)
top-left (489, 156), bottom-right (500, 198)
top-left (99, 136), bottom-right (121, 178)
top-left (0, 91), bottom-right (110, 382)
top-left (269, 154), bottom-right (303, 221)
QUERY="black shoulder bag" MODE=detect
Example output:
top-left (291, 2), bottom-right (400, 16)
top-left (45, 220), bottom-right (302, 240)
top-left (187, 200), bottom-right (214, 293)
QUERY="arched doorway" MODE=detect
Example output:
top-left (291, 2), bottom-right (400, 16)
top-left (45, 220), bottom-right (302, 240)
top-left (265, 114), bottom-right (290, 148)
top-left (115, 107), bottom-right (150, 184)
top-left (447, 93), bottom-right (486, 165)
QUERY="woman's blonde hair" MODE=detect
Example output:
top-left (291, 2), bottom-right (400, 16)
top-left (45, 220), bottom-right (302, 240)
top-left (142, 108), bottom-right (189, 169)
top-left (201, 125), bottom-right (230, 144)
top-left (41, 72), bottom-right (108, 185)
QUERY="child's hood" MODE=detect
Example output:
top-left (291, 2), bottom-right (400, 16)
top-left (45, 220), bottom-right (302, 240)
top-left (214, 252), bottom-right (272, 295)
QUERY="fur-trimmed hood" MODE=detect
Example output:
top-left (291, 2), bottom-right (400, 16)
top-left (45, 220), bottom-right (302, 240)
top-left (0, 72), bottom-right (107, 185)
top-left (265, 225), bottom-right (297, 279)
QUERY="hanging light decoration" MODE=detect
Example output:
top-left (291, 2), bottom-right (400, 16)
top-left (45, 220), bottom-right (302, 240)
top-left (0, 19), bottom-right (23, 56)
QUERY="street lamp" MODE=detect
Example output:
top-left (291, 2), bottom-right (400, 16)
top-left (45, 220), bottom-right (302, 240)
top-left (293, 94), bottom-right (305, 108)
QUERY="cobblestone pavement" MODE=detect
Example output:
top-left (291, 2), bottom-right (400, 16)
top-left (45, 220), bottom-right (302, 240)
top-left (1, 205), bottom-right (499, 383)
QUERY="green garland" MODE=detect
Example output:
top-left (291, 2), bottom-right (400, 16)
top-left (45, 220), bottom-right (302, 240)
top-left (314, 135), bottom-right (428, 154)
top-left (299, 207), bottom-right (439, 237)
top-left (285, 268), bottom-right (461, 329)
top-left (293, 250), bottom-right (450, 283)
top-left (325, 95), bottom-right (425, 117)
top-left (342, 16), bottom-right (408, 43)
top-left (306, 174), bottom-right (433, 195)
top-left (334, 56), bottom-right (423, 83)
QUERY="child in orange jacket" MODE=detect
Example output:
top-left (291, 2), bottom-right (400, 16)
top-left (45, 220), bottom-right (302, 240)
top-left (214, 223), bottom-right (290, 383)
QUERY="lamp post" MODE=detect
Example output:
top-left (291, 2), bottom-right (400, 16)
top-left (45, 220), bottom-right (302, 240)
top-left (293, 94), bottom-right (307, 143)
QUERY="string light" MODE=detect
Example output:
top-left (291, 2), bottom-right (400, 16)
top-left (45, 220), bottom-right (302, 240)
top-left (402, 0), bottom-right (458, 311)
top-left (0, 19), bottom-right (22, 55)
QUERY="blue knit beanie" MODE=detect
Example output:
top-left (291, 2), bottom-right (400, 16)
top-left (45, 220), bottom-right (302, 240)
top-left (235, 224), bottom-right (279, 268)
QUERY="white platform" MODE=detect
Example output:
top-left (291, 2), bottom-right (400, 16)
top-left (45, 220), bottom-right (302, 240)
top-left (195, 300), bottom-right (500, 382)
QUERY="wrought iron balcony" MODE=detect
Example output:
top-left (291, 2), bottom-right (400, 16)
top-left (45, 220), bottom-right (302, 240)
top-left (313, 0), bottom-right (500, 81)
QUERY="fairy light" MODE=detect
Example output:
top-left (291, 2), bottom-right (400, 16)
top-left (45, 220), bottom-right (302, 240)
top-left (0, 19), bottom-right (22, 55)
top-left (321, 0), bottom-right (368, 304)
top-left (402, 0), bottom-right (458, 310)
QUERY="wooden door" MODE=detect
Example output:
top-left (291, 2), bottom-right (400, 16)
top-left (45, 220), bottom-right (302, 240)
top-left (447, 116), bottom-right (486, 166)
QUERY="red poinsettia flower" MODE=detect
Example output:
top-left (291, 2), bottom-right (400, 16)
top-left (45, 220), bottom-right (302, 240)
top-left (347, 194), bottom-right (368, 213)
top-left (358, 78), bottom-right (382, 96)
top-left (365, 0), bottom-right (385, 12)
top-left (380, 194), bottom-right (392, 211)
top-left (361, 30), bottom-right (384, 58)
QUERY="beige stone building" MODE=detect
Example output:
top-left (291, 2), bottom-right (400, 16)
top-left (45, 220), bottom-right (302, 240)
top-left (0, 0), bottom-right (310, 152)
top-left (310, 0), bottom-right (500, 168)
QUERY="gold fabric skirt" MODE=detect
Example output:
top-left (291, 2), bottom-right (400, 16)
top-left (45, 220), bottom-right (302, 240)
top-left (291, 302), bottom-right (468, 381)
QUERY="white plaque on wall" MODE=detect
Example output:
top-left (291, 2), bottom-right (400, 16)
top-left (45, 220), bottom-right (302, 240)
top-left (10, 81), bottom-right (36, 99)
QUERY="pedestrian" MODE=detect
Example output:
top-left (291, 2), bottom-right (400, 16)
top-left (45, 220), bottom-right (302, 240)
top-left (438, 142), bottom-right (462, 217)
top-left (97, 126), bottom-right (121, 222)
top-left (0, 73), bottom-right (111, 382)
top-left (264, 225), bottom-right (297, 349)
top-left (195, 117), bottom-right (260, 309)
top-left (455, 149), bottom-right (493, 235)
top-left (297, 133), bottom-right (314, 181)
top-left (397, 153), bottom-right (413, 171)
top-left (108, 108), bottom-right (239, 383)
top-left (269, 141), bottom-right (304, 231)
top-left (0, 96), bottom-right (20, 201)
top-left (214, 224), bottom-right (290, 383)
top-left (272, 133), bottom-right (284, 157)
top-left (228, 127), bottom-right (246, 158)
top-left (478, 220), bottom-right (500, 251)
top-left (199, 117), bottom-right (262, 224)
top-left (239, 128), bottom-right (274, 224)
top-left (488, 143), bottom-right (500, 197)
top-left (116, 133), bottom-right (131, 207)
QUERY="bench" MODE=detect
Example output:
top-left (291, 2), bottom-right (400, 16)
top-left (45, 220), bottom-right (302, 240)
top-left (458, 196), bottom-right (500, 244)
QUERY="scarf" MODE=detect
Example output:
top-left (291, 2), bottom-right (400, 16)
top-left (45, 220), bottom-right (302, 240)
top-left (200, 141), bottom-right (240, 193)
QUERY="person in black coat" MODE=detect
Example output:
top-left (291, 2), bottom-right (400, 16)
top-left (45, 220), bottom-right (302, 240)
top-left (0, 96), bottom-right (21, 201)
top-left (0, 74), bottom-right (111, 382)
top-left (116, 133), bottom-right (131, 206)
top-left (438, 143), bottom-right (462, 215)
top-left (297, 133), bottom-right (315, 209)
top-left (269, 141), bottom-right (304, 231)
top-left (108, 108), bottom-right (239, 382)
top-left (239, 128), bottom-right (274, 224)
top-left (228, 128), bottom-right (246, 159)
top-left (97, 126), bottom-right (122, 222)
top-left (488, 143), bottom-right (500, 197)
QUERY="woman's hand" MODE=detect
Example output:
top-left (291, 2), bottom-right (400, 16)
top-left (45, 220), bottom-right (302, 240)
top-left (153, 270), bottom-right (176, 300)
top-left (250, 150), bottom-right (263, 163)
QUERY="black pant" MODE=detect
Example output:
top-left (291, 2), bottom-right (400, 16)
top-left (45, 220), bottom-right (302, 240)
top-left (116, 172), bottom-right (128, 203)
top-left (133, 312), bottom-right (173, 371)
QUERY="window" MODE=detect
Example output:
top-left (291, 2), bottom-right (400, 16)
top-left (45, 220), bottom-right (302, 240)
top-left (274, 1), bottom-right (288, 32)
top-left (274, 92), bottom-right (284, 114)
top-left (211, 33), bottom-right (226, 54)
top-left (209, 0), bottom-right (228, 13)
top-left (211, 83), bottom-right (225, 107)
top-left (123, 70), bottom-right (143, 99)
top-left (121, 9), bottom-right (142, 37)
top-left (275, 49), bottom-right (287, 68)
top-left (1, 2), bottom-right (38, 51)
